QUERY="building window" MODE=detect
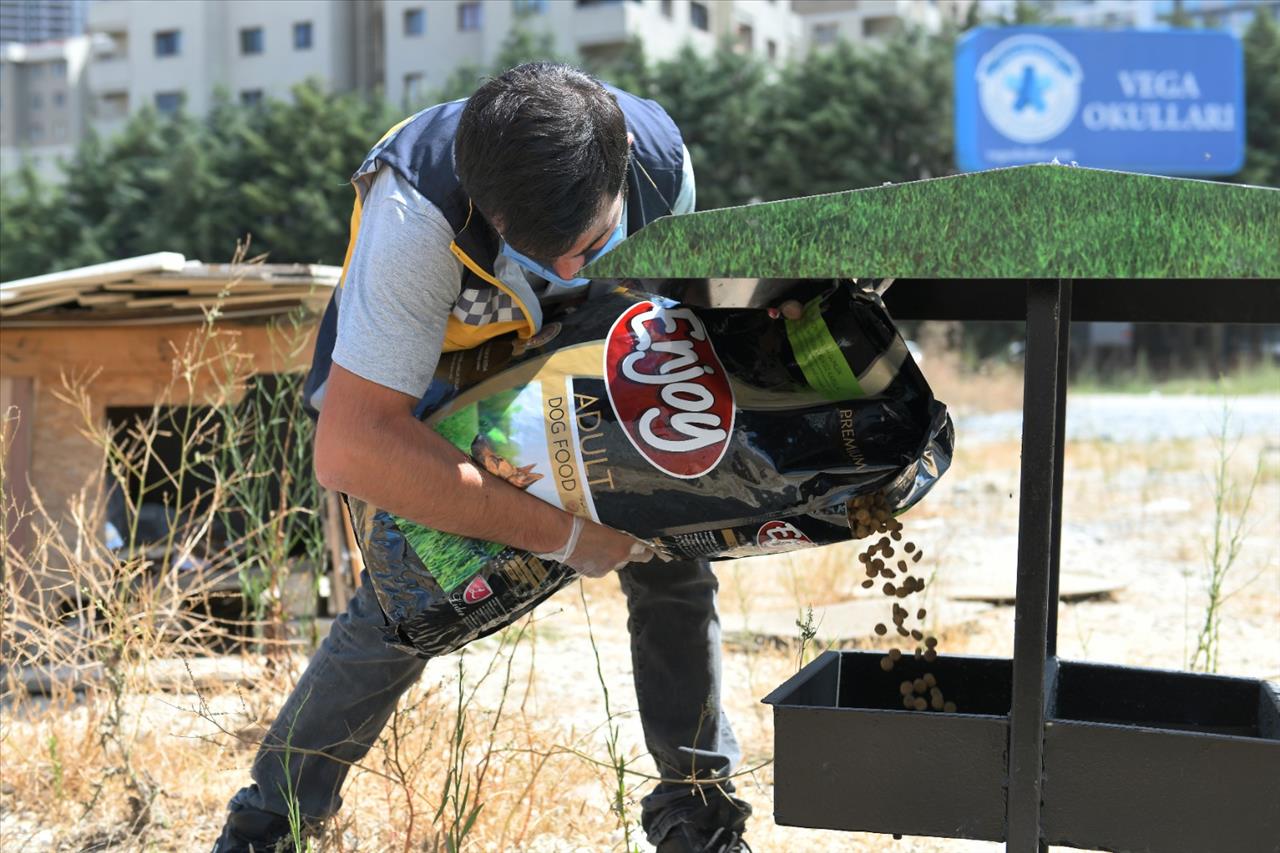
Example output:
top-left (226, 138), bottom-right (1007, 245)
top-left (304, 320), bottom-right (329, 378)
top-left (660, 0), bottom-right (673, 17)
top-left (514, 0), bottom-right (547, 14)
top-left (293, 21), bottom-right (313, 50)
top-left (98, 91), bottom-right (129, 119)
top-left (52, 60), bottom-right (67, 77)
top-left (766, 38), bottom-right (777, 61)
top-left (735, 22), bottom-right (753, 53)
top-left (154, 91), bottom-right (184, 115)
top-left (53, 91), bottom-right (66, 107)
top-left (240, 27), bottom-right (265, 55)
top-left (240, 89), bottom-right (264, 106)
top-left (458, 2), bottom-right (482, 31)
top-left (28, 64), bottom-right (43, 77)
top-left (52, 121), bottom-right (67, 139)
top-left (812, 22), bottom-right (838, 45)
top-left (690, 1), bottom-right (709, 31)
top-left (862, 16), bottom-right (898, 38)
top-left (154, 29), bottom-right (181, 57)
top-left (27, 124), bottom-right (44, 142)
top-left (403, 71), bottom-right (426, 105)
top-left (30, 93), bottom-right (42, 109)
top-left (404, 8), bottom-right (426, 36)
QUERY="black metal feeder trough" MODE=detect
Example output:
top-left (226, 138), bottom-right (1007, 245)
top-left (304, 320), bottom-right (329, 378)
top-left (585, 166), bottom-right (1280, 852)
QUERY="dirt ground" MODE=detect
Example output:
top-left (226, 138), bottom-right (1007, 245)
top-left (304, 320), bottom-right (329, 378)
top-left (2, 360), bottom-right (1277, 852)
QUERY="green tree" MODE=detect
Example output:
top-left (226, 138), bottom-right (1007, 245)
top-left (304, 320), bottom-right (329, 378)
top-left (431, 26), bottom-right (565, 105)
top-left (649, 44), bottom-right (768, 209)
top-left (234, 81), bottom-right (397, 265)
top-left (0, 166), bottom-right (79, 280)
top-left (757, 29), bottom-right (953, 202)
top-left (1238, 10), bottom-right (1280, 187)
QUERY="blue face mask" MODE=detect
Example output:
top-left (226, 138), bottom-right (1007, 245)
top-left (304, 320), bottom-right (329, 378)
top-left (499, 210), bottom-right (627, 290)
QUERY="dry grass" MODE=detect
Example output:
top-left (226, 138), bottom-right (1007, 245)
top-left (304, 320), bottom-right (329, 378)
top-left (3, 307), bottom-right (1277, 851)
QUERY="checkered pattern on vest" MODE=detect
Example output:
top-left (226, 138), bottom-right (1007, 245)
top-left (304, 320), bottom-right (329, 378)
top-left (452, 284), bottom-right (524, 326)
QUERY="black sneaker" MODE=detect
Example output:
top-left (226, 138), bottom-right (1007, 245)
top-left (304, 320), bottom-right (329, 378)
top-left (209, 808), bottom-right (296, 853)
top-left (656, 822), bottom-right (752, 853)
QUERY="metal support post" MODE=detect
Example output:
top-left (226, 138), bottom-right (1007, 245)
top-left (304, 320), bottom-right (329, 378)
top-left (1045, 281), bottom-right (1072, 657)
top-left (1007, 279), bottom-right (1069, 852)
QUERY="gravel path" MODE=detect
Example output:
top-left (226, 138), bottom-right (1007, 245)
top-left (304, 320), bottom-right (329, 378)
top-left (955, 393), bottom-right (1280, 444)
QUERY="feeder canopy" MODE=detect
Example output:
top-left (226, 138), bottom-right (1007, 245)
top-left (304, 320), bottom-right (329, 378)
top-left (583, 165), bottom-right (1280, 281)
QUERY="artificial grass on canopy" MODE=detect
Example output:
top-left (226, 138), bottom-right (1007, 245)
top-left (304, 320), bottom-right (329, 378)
top-left (584, 165), bottom-right (1280, 280)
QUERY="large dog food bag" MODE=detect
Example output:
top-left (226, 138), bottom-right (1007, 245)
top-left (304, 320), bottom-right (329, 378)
top-left (348, 281), bottom-right (953, 657)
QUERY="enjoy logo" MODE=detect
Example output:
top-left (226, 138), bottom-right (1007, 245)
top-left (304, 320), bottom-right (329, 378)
top-left (604, 301), bottom-right (734, 479)
top-left (756, 520), bottom-right (814, 549)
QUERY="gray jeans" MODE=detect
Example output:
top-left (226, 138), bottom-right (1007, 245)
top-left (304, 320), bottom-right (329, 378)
top-left (223, 559), bottom-right (748, 846)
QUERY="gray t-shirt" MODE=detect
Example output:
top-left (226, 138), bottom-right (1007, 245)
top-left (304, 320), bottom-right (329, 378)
top-left (330, 148), bottom-right (695, 402)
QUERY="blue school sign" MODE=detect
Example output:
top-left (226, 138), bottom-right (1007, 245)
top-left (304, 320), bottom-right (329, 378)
top-left (955, 27), bottom-right (1245, 175)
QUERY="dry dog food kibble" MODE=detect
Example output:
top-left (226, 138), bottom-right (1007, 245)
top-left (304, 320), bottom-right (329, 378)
top-left (849, 499), bottom-right (959, 714)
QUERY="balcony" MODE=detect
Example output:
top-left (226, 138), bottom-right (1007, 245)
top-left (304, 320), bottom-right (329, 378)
top-left (88, 55), bottom-right (130, 95)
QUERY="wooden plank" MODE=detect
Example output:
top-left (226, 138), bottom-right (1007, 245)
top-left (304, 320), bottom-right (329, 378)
top-left (75, 292), bottom-right (134, 306)
top-left (0, 290), bottom-right (82, 316)
top-left (341, 500), bottom-right (365, 587)
top-left (105, 279), bottom-right (329, 294)
top-left (0, 305), bottom-right (323, 328)
top-left (324, 490), bottom-right (351, 615)
top-left (1, 376), bottom-right (37, 569)
top-left (0, 252), bottom-right (186, 298)
top-left (123, 292), bottom-right (315, 309)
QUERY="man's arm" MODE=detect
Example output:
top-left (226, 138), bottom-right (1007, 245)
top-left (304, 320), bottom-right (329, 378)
top-left (316, 364), bottom-right (647, 574)
top-left (315, 362), bottom-right (572, 552)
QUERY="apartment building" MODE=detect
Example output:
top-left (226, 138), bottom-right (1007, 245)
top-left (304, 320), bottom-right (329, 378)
top-left (85, 0), bottom-right (368, 139)
top-left (0, 34), bottom-right (93, 182)
top-left (794, 0), bottom-right (974, 50)
top-left (384, 0), bottom-right (801, 109)
top-left (975, 0), bottom-right (1278, 32)
top-left (0, 0), bottom-right (89, 45)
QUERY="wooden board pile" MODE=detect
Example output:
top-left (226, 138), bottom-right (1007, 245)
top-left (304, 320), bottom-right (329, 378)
top-left (0, 253), bottom-right (340, 327)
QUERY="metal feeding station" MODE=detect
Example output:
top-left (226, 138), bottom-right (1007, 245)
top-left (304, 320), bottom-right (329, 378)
top-left (585, 165), bottom-right (1280, 853)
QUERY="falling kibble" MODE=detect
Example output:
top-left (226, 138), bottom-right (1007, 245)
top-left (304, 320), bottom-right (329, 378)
top-left (847, 493), bottom-right (952, 714)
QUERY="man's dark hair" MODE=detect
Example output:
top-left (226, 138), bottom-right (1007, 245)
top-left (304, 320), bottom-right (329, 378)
top-left (455, 62), bottom-right (629, 262)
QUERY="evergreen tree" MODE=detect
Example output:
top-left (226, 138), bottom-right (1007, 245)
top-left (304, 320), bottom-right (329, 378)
top-left (0, 166), bottom-right (78, 280)
top-left (649, 44), bottom-right (767, 209)
top-left (1239, 10), bottom-right (1280, 187)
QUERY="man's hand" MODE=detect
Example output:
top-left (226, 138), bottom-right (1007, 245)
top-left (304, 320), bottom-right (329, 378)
top-left (767, 300), bottom-right (805, 321)
top-left (562, 520), bottom-right (654, 578)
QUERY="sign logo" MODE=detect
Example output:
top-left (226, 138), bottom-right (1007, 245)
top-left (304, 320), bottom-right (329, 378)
top-left (604, 301), bottom-right (734, 479)
top-left (977, 34), bottom-right (1083, 144)
top-left (756, 520), bottom-right (814, 549)
top-left (462, 575), bottom-right (493, 604)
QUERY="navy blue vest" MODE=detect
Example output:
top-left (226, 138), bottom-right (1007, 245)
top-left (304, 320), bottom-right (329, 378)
top-left (304, 84), bottom-right (686, 417)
